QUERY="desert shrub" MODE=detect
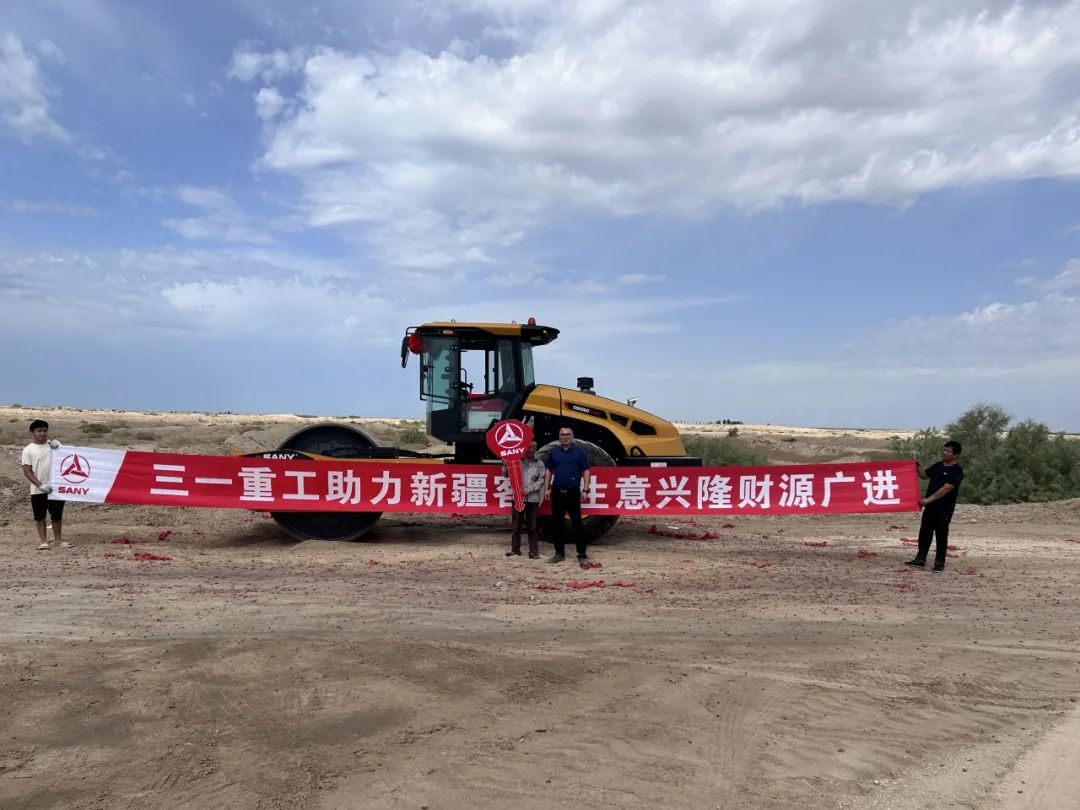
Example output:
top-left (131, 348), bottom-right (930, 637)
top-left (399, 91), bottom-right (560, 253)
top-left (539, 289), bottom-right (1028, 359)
top-left (890, 403), bottom-right (1080, 504)
top-left (396, 426), bottom-right (429, 446)
top-left (889, 427), bottom-right (946, 466)
top-left (80, 422), bottom-right (112, 437)
top-left (727, 427), bottom-right (739, 438)
top-left (133, 431), bottom-right (157, 441)
top-left (682, 435), bottom-right (767, 466)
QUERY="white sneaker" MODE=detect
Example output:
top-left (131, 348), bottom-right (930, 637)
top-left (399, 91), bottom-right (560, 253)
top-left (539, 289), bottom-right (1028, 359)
top-left (60, 541), bottom-right (73, 549)
top-left (37, 542), bottom-right (51, 550)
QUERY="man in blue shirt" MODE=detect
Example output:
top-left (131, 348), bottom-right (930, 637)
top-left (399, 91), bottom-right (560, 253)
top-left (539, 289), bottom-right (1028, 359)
top-left (906, 440), bottom-right (965, 572)
top-left (544, 426), bottom-right (592, 566)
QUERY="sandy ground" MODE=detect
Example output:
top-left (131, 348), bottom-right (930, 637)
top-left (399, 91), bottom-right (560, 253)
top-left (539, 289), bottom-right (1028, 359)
top-left (2, 408), bottom-right (1079, 809)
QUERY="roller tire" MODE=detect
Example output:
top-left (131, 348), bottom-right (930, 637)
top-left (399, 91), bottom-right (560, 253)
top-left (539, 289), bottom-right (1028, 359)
top-left (271, 423), bottom-right (382, 542)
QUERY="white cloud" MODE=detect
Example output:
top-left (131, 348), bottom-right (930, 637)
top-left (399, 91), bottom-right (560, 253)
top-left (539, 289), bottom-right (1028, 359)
top-left (0, 245), bottom-right (716, 350)
top-left (232, 1), bottom-right (1080, 269)
top-left (849, 260), bottom-right (1080, 383)
top-left (254, 86), bottom-right (286, 119)
top-left (162, 185), bottom-right (273, 244)
top-left (0, 32), bottom-right (70, 142)
top-left (618, 273), bottom-right (664, 284)
top-left (35, 38), bottom-right (65, 64)
top-left (227, 41), bottom-right (306, 82)
top-left (2, 198), bottom-right (96, 216)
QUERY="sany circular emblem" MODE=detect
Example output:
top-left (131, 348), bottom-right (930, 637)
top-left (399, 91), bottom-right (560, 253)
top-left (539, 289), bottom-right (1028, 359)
top-left (60, 453), bottom-right (91, 484)
top-left (485, 419), bottom-right (533, 460)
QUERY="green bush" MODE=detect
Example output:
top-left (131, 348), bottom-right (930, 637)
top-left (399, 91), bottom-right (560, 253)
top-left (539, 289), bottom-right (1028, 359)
top-left (890, 403), bottom-right (1080, 504)
top-left (80, 422), bottom-right (112, 437)
top-left (727, 426), bottom-right (739, 438)
top-left (396, 426), bottom-right (429, 446)
top-left (682, 435), bottom-right (767, 466)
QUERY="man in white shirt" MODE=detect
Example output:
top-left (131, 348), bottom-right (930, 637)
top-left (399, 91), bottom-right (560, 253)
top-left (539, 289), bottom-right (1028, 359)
top-left (21, 419), bottom-right (71, 550)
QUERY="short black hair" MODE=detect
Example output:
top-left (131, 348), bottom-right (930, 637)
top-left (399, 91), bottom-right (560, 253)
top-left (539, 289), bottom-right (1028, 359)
top-left (29, 419), bottom-right (49, 432)
top-left (944, 440), bottom-right (962, 455)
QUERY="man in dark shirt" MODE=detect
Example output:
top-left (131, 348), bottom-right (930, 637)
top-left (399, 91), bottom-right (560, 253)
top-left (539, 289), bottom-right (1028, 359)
top-left (544, 426), bottom-right (592, 566)
top-left (906, 440), bottom-right (964, 572)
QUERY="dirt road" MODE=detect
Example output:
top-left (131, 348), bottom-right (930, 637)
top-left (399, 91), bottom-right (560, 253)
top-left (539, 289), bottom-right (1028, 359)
top-left (2, 497), bottom-right (1078, 809)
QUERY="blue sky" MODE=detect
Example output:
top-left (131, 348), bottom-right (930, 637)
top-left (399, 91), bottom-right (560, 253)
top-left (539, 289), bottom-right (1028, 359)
top-left (2, 0), bottom-right (1079, 431)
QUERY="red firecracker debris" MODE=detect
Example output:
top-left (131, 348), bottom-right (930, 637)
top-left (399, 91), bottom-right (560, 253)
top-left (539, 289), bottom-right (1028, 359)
top-left (803, 541), bottom-right (829, 547)
top-left (643, 588), bottom-right (657, 594)
top-left (856, 549), bottom-right (878, 558)
top-left (133, 551), bottom-right (172, 562)
top-left (580, 560), bottom-right (603, 570)
top-left (721, 523), bottom-right (735, 529)
top-left (103, 552), bottom-right (122, 558)
top-left (681, 559), bottom-right (693, 563)
top-left (1067, 539), bottom-right (1080, 544)
top-left (946, 544), bottom-right (959, 550)
top-left (532, 582), bottom-right (561, 591)
top-left (111, 537), bottom-right (135, 545)
top-left (612, 580), bottom-right (637, 588)
top-left (892, 582), bottom-right (914, 591)
top-left (901, 539), bottom-right (919, 546)
top-left (566, 579), bottom-right (606, 589)
top-left (157, 530), bottom-right (174, 542)
top-left (960, 567), bottom-right (979, 576)
top-left (194, 530), bottom-right (205, 537)
top-left (367, 559), bottom-right (380, 566)
top-left (751, 560), bottom-right (770, 569)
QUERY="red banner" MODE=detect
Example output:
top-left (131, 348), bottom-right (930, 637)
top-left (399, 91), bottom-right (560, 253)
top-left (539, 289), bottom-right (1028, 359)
top-left (52, 447), bottom-right (919, 515)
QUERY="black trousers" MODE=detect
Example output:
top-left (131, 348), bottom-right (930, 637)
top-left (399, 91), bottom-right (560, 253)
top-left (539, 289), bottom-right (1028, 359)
top-left (916, 508), bottom-right (951, 566)
top-left (550, 487), bottom-right (587, 558)
top-left (511, 502), bottom-right (540, 555)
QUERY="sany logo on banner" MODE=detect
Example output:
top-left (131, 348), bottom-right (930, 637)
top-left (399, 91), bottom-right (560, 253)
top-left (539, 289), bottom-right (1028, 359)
top-left (60, 453), bottom-right (91, 483)
top-left (486, 419), bottom-right (534, 511)
top-left (50, 446), bottom-right (127, 501)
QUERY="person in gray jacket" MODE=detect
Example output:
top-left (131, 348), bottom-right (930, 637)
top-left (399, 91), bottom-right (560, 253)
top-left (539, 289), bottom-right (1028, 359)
top-left (507, 441), bottom-right (545, 558)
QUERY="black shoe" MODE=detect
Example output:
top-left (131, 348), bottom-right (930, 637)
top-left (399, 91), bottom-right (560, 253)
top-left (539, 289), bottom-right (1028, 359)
top-left (528, 553), bottom-right (540, 559)
top-left (905, 559), bottom-right (925, 568)
top-left (577, 555), bottom-right (589, 568)
top-left (932, 564), bottom-right (944, 573)
top-left (506, 550), bottom-right (521, 557)
top-left (547, 554), bottom-right (565, 564)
